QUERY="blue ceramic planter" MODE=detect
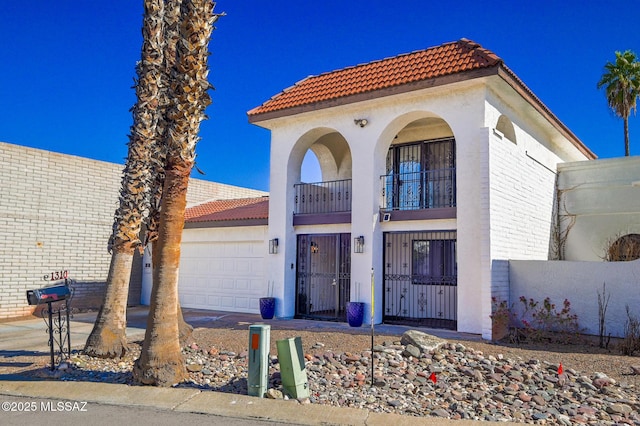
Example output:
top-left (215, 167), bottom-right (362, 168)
top-left (346, 302), bottom-right (365, 327)
top-left (259, 297), bottom-right (275, 319)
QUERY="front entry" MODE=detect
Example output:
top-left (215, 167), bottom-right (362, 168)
top-left (383, 230), bottom-right (457, 329)
top-left (296, 233), bottom-right (351, 321)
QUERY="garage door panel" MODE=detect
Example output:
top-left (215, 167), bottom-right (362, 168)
top-left (179, 238), bottom-right (265, 314)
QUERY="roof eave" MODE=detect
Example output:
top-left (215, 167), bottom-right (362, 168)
top-left (184, 218), bottom-right (268, 228)
top-left (496, 66), bottom-right (596, 160)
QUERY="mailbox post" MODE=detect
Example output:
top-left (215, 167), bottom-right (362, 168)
top-left (26, 280), bottom-right (72, 370)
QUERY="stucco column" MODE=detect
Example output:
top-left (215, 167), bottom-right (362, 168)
top-left (456, 126), bottom-right (492, 335)
top-left (347, 123), bottom-right (384, 325)
top-left (267, 129), bottom-right (301, 318)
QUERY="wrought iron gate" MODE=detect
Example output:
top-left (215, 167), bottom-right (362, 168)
top-left (296, 234), bottom-right (351, 321)
top-left (383, 230), bottom-right (457, 329)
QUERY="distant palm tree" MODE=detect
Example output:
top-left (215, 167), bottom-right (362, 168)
top-left (84, 0), bottom-right (164, 358)
top-left (133, 0), bottom-right (219, 386)
top-left (597, 50), bottom-right (640, 156)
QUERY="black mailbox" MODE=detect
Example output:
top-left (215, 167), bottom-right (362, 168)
top-left (26, 283), bottom-right (71, 305)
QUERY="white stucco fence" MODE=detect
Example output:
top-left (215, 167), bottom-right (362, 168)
top-left (508, 259), bottom-right (640, 338)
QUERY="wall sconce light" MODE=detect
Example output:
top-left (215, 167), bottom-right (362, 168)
top-left (354, 236), bottom-right (365, 253)
top-left (354, 118), bottom-right (368, 128)
top-left (310, 241), bottom-right (319, 254)
top-left (269, 238), bottom-right (279, 254)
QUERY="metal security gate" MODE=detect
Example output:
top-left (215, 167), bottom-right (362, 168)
top-left (296, 234), bottom-right (351, 321)
top-left (383, 231), bottom-right (457, 329)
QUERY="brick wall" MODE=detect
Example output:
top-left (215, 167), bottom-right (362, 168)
top-left (0, 142), bottom-right (267, 319)
top-left (488, 132), bottom-right (559, 261)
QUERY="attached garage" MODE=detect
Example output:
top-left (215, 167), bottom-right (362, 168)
top-left (142, 197), bottom-right (269, 314)
top-left (179, 226), bottom-right (267, 313)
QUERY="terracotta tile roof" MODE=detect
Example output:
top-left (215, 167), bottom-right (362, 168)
top-left (248, 38), bottom-right (596, 160)
top-left (248, 38), bottom-right (501, 118)
top-left (185, 196), bottom-right (269, 223)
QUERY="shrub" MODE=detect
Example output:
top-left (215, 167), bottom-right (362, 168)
top-left (620, 305), bottom-right (640, 356)
top-left (517, 296), bottom-right (581, 343)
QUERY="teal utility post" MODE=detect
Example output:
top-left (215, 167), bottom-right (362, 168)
top-left (248, 324), bottom-right (270, 397)
top-left (276, 337), bottom-right (309, 399)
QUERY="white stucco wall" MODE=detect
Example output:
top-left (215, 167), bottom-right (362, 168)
top-left (510, 259), bottom-right (640, 337)
top-left (263, 81), bottom-right (491, 325)
top-left (257, 74), bottom-right (593, 336)
top-left (558, 156), bottom-right (640, 261)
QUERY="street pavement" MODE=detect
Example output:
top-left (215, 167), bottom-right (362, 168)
top-left (0, 307), bottom-right (504, 425)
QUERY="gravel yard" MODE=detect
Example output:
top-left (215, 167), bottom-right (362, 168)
top-left (3, 322), bottom-right (640, 424)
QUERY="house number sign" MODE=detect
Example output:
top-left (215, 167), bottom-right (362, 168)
top-left (42, 270), bottom-right (69, 281)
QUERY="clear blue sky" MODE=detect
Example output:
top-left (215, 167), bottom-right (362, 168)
top-left (1, 1), bottom-right (639, 192)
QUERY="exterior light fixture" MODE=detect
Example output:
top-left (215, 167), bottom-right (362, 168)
top-left (354, 236), bottom-right (365, 253)
top-left (269, 238), bottom-right (279, 254)
top-left (354, 118), bottom-right (368, 128)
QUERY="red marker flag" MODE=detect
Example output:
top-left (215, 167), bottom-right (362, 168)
top-left (557, 363), bottom-right (563, 375)
top-left (429, 372), bottom-right (437, 384)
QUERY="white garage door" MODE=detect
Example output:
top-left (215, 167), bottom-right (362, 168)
top-left (178, 239), bottom-right (265, 313)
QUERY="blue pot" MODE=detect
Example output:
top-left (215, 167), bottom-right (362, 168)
top-left (259, 297), bottom-right (275, 319)
top-left (346, 302), bottom-right (365, 327)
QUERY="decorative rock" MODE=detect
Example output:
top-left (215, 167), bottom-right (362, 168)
top-left (403, 344), bottom-right (421, 358)
top-left (606, 403), bottom-right (633, 415)
top-left (400, 330), bottom-right (446, 353)
top-left (186, 363), bottom-right (202, 373)
top-left (266, 389), bottom-right (283, 399)
top-left (432, 408), bottom-right (449, 417)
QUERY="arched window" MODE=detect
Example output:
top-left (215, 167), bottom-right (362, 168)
top-left (496, 115), bottom-right (516, 143)
top-left (606, 234), bottom-right (640, 261)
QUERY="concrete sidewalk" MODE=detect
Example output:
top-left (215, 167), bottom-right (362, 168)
top-left (0, 307), bottom-right (502, 425)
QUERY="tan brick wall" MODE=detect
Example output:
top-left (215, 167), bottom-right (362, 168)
top-left (0, 142), bottom-right (267, 319)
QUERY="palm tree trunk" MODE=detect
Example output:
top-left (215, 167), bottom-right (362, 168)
top-left (84, 250), bottom-right (132, 357)
top-left (133, 0), bottom-right (217, 387)
top-left (133, 168), bottom-right (189, 386)
top-left (624, 117), bottom-right (630, 156)
top-left (84, 0), bottom-right (164, 358)
top-left (151, 239), bottom-right (193, 342)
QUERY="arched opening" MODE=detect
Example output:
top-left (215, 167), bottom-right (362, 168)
top-left (606, 234), bottom-right (640, 261)
top-left (378, 114), bottom-right (458, 329)
top-left (291, 129), bottom-right (351, 215)
top-left (301, 151), bottom-right (321, 183)
top-left (382, 116), bottom-right (456, 211)
top-left (496, 115), bottom-right (517, 143)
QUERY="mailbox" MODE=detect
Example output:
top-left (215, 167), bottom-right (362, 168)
top-left (26, 283), bottom-right (71, 305)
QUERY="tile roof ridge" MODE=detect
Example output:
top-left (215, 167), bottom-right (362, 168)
top-left (308, 39), bottom-right (465, 79)
top-left (457, 37), bottom-right (503, 65)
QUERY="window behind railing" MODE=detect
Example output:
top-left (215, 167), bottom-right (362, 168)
top-left (382, 138), bottom-right (456, 210)
top-left (294, 179), bottom-right (352, 214)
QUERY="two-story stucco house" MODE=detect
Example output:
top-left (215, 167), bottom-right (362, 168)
top-left (242, 38), bottom-right (595, 338)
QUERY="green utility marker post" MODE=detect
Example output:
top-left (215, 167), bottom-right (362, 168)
top-left (276, 336), bottom-right (309, 399)
top-left (248, 324), bottom-right (270, 397)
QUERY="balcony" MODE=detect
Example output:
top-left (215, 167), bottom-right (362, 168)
top-left (380, 168), bottom-right (456, 221)
top-left (293, 179), bottom-right (352, 225)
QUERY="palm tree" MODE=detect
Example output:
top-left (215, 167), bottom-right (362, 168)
top-left (597, 50), bottom-right (640, 156)
top-left (133, 0), bottom-right (219, 386)
top-left (146, 0), bottom-right (193, 343)
top-left (84, 0), bottom-right (164, 358)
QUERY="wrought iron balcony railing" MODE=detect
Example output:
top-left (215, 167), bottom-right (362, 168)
top-left (381, 168), bottom-right (456, 211)
top-left (294, 179), bottom-right (352, 214)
